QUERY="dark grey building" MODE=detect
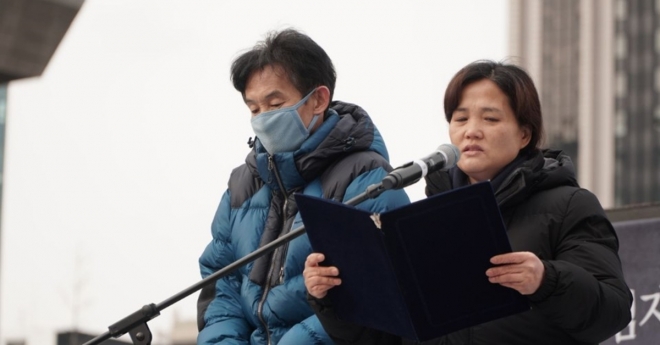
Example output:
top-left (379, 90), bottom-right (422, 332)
top-left (538, 0), bottom-right (581, 172)
top-left (613, 0), bottom-right (660, 205)
top-left (508, 0), bottom-right (660, 208)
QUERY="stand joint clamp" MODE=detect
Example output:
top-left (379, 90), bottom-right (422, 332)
top-left (109, 303), bottom-right (160, 345)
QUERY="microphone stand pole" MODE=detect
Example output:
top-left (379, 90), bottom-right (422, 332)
top-left (83, 182), bottom-right (388, 345)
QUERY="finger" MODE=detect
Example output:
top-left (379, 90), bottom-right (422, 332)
top-left (488, 270), bottom-right (540, 294)
top-left (488, 273), bottom-right (523, 285)
top-left (486, 264), bottom-right (525, 277)
top-left (490, 251), bottom-right (534, 265)
top-left (309, 276), bottom-right (342, 287)
top-left (304, 266), bottom-right (340, 278)
top-left (305, 253), bottom-right (325, 268)
top-left (307, 278), bottom-right (342, 299)
top-left (319, 266), bottom-right (339, 277)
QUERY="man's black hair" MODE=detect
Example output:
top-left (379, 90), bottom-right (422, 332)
top-left (230, 28), bottom-right (337, 106)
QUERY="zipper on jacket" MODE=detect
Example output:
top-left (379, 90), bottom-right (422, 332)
top-left (256, 265), bottom-right (275, 345)
top-left (269, 156), bottom-right (293, 286)
top-left (256, 155), bottom-right (291, 345)
top-left (269, 156), bottom-right (288, 199)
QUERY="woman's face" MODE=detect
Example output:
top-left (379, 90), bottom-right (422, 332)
top-left (449, 79), bottom-right (531, 184)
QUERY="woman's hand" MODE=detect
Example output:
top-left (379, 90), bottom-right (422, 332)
top-left (486, 251), bottom-right (545, 295)
top-left (303, 253), bottom-right (341, 299)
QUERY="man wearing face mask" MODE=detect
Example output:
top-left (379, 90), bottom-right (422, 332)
top-left (196, 28), bottom-right (410, 345)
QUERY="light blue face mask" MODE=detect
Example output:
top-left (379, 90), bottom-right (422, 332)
top-left (251, 89), bottom-right (321, 154)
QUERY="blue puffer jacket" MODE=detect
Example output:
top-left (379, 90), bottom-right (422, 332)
top-left (197, 101), bottom-right (410, 345)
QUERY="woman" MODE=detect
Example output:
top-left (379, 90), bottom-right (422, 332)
top-left (302, 60), bottom-right (633, 344)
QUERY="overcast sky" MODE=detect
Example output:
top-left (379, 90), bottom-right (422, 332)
top-left (1, 1), bottom-right (508, 344)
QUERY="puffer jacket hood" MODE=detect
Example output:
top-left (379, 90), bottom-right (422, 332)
top-left (247, 100), bottom-right (389, 191)
top-left (444, 149), bottom-right (579, 210)
top-left (494, 149), bottom-right (579, 209)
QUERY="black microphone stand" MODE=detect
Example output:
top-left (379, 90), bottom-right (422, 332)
top-left (83, 182), bottom-right (389, 345)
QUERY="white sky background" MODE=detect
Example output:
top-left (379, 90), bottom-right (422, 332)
top-left (1, 1), bottom-right (508, 344)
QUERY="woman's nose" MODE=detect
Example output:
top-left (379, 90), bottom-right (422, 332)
top-left (465, 120), bottom-right (483, 139)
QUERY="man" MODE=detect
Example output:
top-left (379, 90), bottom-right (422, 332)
top-left (197, 28), bottom-right (409, 345)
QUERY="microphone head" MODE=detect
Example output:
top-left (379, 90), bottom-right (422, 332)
top-left (437, 144), bottom-right (460, 170)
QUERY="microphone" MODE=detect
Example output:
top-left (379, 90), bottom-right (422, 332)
top-left (381, 144), bottom-right (460, 190)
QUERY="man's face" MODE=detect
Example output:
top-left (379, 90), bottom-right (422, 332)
top-left (244, 65), bottom-right (319, 131)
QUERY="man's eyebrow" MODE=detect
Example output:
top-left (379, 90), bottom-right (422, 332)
top-left (244, 90), bottom-right (286, 104)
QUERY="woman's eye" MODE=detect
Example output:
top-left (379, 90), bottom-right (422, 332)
top-left (485, 117), bottom-right (499, 122)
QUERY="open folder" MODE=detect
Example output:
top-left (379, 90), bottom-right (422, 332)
top-left (295, 181), bottom-right (530, 341)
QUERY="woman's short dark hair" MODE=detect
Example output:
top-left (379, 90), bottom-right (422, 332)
top-left (444, 60), bottom-right (544, 152)
top-left (230, 28), bottom-right (337, 106)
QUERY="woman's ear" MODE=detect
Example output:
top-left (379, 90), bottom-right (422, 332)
top-left (520, 126), bottom-right (532, 149)
top-left (312, 86), bottom-right (331, 114)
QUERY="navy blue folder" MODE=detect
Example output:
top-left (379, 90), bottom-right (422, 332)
top-left (295, 181), bottom-right (530, 341)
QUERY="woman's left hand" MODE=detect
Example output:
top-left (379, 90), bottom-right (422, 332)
top-left (486, 251), bottom-right (545, 295)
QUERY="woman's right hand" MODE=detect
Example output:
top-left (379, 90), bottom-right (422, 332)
top-left (303, 253), bottom-right (342, 299)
